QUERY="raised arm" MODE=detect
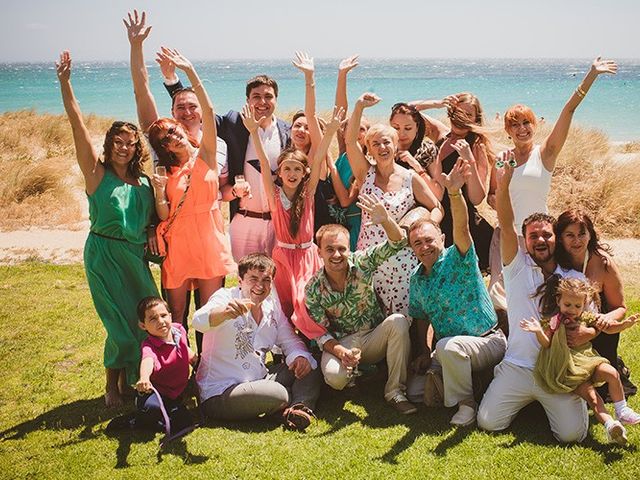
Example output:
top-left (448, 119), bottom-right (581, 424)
top-left (494, 154), bottom-right (518, 265)
top-left (307, 107), bottom-right (345, 195)
top-left (241, 104), bottom-right (276, 211)
top-left (158, 47), bottom-right (217, 172)
top-left (124, 10), bottom-right (159, 133)
top-left (412, 174), bottom-right (444, 224)
top-left (409, 95), bottom-right (455, 143)
top-left (450, 139), bottom-right (488, 205)
top-left (439, 158), bottom-right (472, 254)
top-left (334, 55), bottom-right (359, 154)
top-left (292, 51), bottom-right (323, 152)
top-left (346, 93), bottom-right (380, 183)
top-left (356, 193), bottom-right (404, 243)
top-left (55, 51), bottom-right (103, 195)
top-left (541, 57), bottom-right (617, 170)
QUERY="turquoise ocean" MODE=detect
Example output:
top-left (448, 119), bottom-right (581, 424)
top-left (1, 58), bottom-right (638, 141)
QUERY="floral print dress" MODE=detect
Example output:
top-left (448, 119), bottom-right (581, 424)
top-left (356, 166), bottom-right (419, 318)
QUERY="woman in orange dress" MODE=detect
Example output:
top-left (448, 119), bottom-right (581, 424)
top-left (148, 48), bottom-right (235, 325)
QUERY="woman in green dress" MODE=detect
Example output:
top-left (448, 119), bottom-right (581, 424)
top-left (56, 51), bottom-right (159, 407)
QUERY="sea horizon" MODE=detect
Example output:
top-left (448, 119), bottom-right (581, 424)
top-left (2, 58), bottom-right (639, 141)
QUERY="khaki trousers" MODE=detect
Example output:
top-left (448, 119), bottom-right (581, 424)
top-left (321, 314), bottom-right (410, 401)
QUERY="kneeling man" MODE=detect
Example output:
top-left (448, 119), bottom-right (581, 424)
top-left (194, 253), bottom-right (321, 431)
top-left (304, 194), bottom-right (416, 414)
top-left (408, 159), bottom-right (506, 426)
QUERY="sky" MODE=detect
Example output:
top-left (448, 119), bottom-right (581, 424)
top-left (1, 0), bottom-right (639, 62)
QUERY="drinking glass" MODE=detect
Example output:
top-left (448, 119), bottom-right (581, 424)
top-left (155, 166), bottom-right (167, 177)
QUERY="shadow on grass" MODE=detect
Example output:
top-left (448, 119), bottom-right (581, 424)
top-left (0, 396), bottom-right (210, 469)
top-left (485, 402), bottom-right (637, 463)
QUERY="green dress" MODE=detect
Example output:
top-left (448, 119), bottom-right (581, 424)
top-left (84, 169), bottom-right (159, 384)
top-left (534, 312), bottom-right (609, 394)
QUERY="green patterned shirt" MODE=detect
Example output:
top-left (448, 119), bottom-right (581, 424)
top-left (305, 238), bottom-right (407, 341)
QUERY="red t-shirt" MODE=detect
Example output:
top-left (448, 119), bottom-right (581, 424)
top-left (141, 323), bottom-right (190, 399)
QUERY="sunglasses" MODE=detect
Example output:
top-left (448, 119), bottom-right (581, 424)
top-left (160, 126), bottom-right (177, 146)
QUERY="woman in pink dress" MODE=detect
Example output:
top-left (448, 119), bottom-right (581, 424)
top-left (240, 104), bottom-right (344, 339)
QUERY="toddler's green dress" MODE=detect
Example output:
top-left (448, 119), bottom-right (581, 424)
top-left (84, 170), bottom-right (159, 384)
top-left (534, 312), bottom-right (609, 394)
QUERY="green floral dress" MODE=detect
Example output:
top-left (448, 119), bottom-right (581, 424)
top-left (534, 312), bottom-right (608, 394)
top-left (84, 170), bottom-right (159, 384)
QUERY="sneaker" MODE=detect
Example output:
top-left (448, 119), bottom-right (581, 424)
top-left (388, 393), bottom-right (418, 415)
top-left (617, 407), bottom-right (640, 425)
top-left (606, 420), bottom-right (628, 445)
top-left (450, 405), bottom-right (476, 427)
top-left (282, 403), bottom-right (316, 432)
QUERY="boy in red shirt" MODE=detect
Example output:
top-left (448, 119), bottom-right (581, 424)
top-left (135, 296), bottom-right (198, 442)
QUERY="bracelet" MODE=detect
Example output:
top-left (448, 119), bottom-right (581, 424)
top-left (575, 88), bottom-right (585, 99)
top-left (577, 86), bottom-right (587, 97)
top-left (191, 82), bottom-right (202, 90)
top-left (448, 191), bottom-right (462, 198)
top-left (305, 82), bottom-right (315, 88)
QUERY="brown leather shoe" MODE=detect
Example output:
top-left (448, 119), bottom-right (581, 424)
top-left (282, 403), bottom-right (316, 431)
top-left (388, 393), bottom-right (418, 415)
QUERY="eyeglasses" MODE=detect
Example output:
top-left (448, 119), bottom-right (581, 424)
top-left (160, 126), bottom-right (177, 146)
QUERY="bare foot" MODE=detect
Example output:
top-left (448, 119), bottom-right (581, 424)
top-left (105, 389), bottom-right (124, 408)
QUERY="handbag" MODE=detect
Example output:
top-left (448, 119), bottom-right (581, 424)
top-left (145, 171), bottom-right (192, 264)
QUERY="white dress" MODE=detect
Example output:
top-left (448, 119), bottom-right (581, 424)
top-left (356, 166), bottom-right (418, 318)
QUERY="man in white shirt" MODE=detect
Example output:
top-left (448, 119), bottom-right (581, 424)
top-left (477, 164), bottom-right (595, 443)
top-left (193, 253), bottom-right (321, 431)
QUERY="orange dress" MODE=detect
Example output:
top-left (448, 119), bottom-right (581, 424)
top-left (272, 187), bottom-right (323, 336)
top-left (159, 156), bottom-right (236, 289)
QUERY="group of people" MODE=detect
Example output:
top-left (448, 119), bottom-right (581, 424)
top-left (56, 9), bottom-right (639, 445)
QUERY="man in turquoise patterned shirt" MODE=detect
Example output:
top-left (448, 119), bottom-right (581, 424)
top-left (305, 194), bottom-right (417, 414)
top-left (408, 158), bottom-right (506, 426)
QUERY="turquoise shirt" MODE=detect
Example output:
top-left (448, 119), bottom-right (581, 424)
top-left (409, 243), bottom-right (496, 339)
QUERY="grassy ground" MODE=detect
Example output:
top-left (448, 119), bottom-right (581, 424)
top-left (1, 263), bottom-right (640, 479)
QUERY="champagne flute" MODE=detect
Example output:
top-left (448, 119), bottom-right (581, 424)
top-left (350, 337), bottom-right (363, 378)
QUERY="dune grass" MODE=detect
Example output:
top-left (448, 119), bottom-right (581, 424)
top-left (1, 263), bottom-right (639, 479)
top-left (2, 111), bottom-right (640, 237)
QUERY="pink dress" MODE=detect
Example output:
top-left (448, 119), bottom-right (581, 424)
top-left (159, 156), bottom-right (236, 289)
top-left (272, 186), bottom-right (325, 339)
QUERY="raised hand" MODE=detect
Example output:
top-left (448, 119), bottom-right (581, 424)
top-left (292, 51), bottom-right (314, 75)
top-left (358, 92), bottom-right (381, 109)
top-left (155, 52), bottom-right (176, 80)
top-left (55, 50), bottom-right (72, 82)
top-left (520, 317), bottom-right (543, 333)
top-left (494, 159), bottom-right (514, 190)
top-left (338, 54), bottom-right (359, 74)
top-left (450, 139), bottom-right (473, 163)
top-left (591, 56), bottom-right (617, 76)
top-left (439, 158), bottom-right (470, 192)
top-left (157, 47), bottom-right (192, 72)
top-left (123, 9), bottom-right (151, 45)
top-left (442, 94), bottom-right (460, 110)
top-left (357, 193), bottom-right (390, 226)
top-left (225, 298), bottom-right (254, 320)
top-left (325, 106), bottom-right (346, 133)
top-left (240, 104), bottom-right (264, 133)
top-left (397, 151), bottom-right (423, 172)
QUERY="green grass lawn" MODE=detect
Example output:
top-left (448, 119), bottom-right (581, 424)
top-left (1, 263), bottom-right (639, 479)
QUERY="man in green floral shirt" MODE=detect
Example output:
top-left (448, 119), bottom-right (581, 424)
top-left (305, 194), bottom-right (417, 414)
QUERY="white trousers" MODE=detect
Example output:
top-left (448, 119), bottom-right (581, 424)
top-left (477, 361), bottom-right (589, 443)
